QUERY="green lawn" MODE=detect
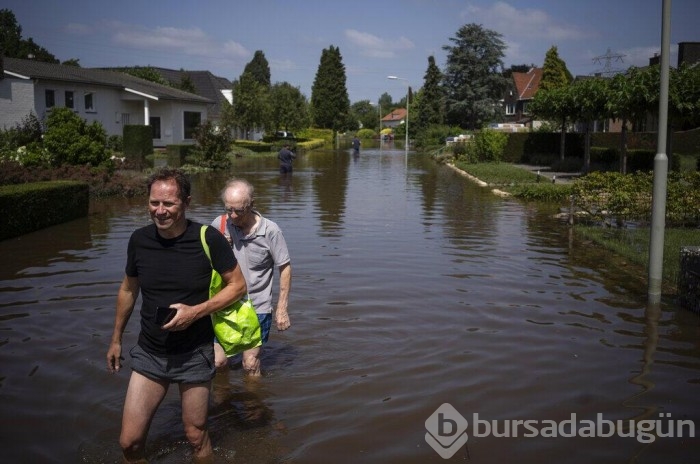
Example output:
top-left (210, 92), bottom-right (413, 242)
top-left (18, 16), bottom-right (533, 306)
top-left (454, 161), bottom-right (699, 288)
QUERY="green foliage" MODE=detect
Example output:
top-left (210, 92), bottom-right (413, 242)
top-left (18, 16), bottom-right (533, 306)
top-left (540, 46), bottom-right (572, 91)
top-left (453, 162), bottom-right (538, 184)
top-left (415, 55), bottom-right (445, 134)
top-left (310, 45), bottom-right (351, 131)
top-left (0, 180), bottom-right (89, 240)
top-left (469, 129), bottom-right (508, 162)
top-left (508, 183), bottom-right (573, 202)
top-left (442, 24), bottom-right (509, 130)
top-left (356, 128), bottom-right (375, 139)
top-left (228, 71), bottom-right (271, 137)
top-left (107, 135), bottom-right (123, 153)
top-left (190, 120), bottom-right (233, 169)
top-left (271, 82), bottom-right (309, 133)
top-left (243, 50), bottom-right (271, 87)
top-left (571, 171), bottom-right (700, 226)
top-left (0, 9), bottom-right (58, 63)
top-left (351, 100), bottom-right (379, 132)
top-left (415, 124), bottom-right (463, 148)
top-left (0, 112), bottom-right (43, 162)
top-left (43, 107), bottom-right (108, 166)
top-left (123, 66), bottom-right (170, 86)
top-left (123, 125), bottom-right (154, 166)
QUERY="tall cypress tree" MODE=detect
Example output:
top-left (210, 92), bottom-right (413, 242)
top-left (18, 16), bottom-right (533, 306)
top-left (310, 45), bottom-right (350, 131)
top-left (540, 46), bottom-right (572, 91)
top-left (415, 55), bottom-right (445, 133)
top-left (243, 50), bottom-right (271, 87)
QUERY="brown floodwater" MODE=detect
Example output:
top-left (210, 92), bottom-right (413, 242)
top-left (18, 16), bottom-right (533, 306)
top-left (0, 143), bottom-right (698, 463)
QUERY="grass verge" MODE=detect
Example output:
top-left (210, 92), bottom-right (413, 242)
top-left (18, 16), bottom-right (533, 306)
top-left (574, 225), bottom-right (700, 289)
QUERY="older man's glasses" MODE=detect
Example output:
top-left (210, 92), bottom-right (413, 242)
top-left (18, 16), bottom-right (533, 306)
top-left (225, 205), bottom-right (249, 216)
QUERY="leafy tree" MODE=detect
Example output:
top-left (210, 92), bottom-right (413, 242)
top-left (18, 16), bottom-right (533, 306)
top-left (540, 46), bottom-right (572, 91)
top-left (191, 120), bottom-right (232, 169)
top-left (415, 55), bottom-right (445, 135)
top-left (270, 82), bottom-right (309, 132)
top-left (42, 108), bottom-right (108, 166)
top-left (243, 50), bottom-right (271, 87)
top-left (0, 9), bottom-right (58, 62)
top-left (570, 77), bottom-right (608, 172)
top-left (310, 45), bottom-right (350, 132)
top-left (604, 67), bottom-right (658, 173)
top-left (378, 92), bottom-right (393, 111)
top-left (178, 70), bottom-right (197, 93)
top-left (228, 71), bottom-right (271, 138)
top-left (62, 58), bottom-right (81, 67)
top-left (670, 62), bottom-right (700, 130)
top-left (531, 46), bottom-right (573, 160)
top-left (350, 100), bottom-right (378, 132)
top-left (442, 24), bottom-right (509, 129)
top-left (123, 66), bottom-right (170, 86)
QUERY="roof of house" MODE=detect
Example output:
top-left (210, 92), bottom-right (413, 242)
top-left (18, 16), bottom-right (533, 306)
top-left (148, 67), bottom-right (232, 118)
top-left (382, 108), bottom-right (407, 122)
top-left (2, 57), bottom-right (213, 104)
top-left (512, 67), bottom-right (543, 100)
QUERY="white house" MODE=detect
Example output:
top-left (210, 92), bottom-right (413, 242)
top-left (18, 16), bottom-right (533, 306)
top-left (0, 57), bottom-right (213, 147)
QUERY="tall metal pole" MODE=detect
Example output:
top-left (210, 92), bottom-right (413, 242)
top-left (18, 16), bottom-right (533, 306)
top-left (648, 0), bottom-right (671, 303)
top-left (387, 75), bottom-right (410, 155)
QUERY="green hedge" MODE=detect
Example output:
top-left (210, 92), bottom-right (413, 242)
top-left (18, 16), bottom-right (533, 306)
top-left (0, 181), bottom-right (89, 241)
top-left (123, 125), bottom-right (154, 167)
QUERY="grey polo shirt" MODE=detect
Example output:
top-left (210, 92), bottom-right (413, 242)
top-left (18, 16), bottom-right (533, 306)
top-left (212, 211), bottom-right (290, 314)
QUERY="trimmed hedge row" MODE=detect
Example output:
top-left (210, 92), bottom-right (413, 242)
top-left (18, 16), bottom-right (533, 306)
top-left (0, 181), bottom-right (89, 241)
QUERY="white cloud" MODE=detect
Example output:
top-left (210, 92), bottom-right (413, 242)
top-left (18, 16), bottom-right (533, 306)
top-left (463, 1), bottom-right (594, 41)
top-left (108, 22), bottom-right (249, 61)
top-left (64, 23), bottom-right (92, 36)
top-left (344, 29), bottom-right (414, 59)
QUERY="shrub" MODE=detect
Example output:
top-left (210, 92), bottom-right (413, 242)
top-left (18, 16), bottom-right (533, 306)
top-left (357, 128), bottom-right (375, 139)
top-left (43, 107), bottom-right (109, 166)
top-left (190, 120), bottom-right (233, 169)
top-left (471, 128), bottom-right (508, 162)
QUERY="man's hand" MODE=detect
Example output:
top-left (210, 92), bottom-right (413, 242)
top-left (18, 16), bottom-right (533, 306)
top-left (106, 342), bottom-right (123, 373)
top-left (275, 308), bottom-right (291, 331)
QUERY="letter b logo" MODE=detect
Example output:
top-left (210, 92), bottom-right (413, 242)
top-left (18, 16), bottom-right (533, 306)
top-left (425, 403), bottom-right (469, 459)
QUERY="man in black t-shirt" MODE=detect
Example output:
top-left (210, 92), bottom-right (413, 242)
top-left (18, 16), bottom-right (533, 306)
top-left (106, 168), bottom-right (247, 462)
top-left (277, 143), bottom-right (296, 174)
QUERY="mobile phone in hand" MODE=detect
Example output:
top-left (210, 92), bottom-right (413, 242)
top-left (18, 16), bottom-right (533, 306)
top-left (156, 306), bottom-right (176, 325)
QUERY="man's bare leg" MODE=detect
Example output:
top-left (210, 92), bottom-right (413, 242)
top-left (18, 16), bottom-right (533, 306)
top-left (120, 371), bottom-right (168, 462)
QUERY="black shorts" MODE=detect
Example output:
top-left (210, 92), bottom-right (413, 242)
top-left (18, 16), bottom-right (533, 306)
top-left (130, 343), bottom-right (215, 384)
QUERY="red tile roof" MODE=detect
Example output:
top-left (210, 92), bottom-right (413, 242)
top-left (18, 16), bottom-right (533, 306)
top-left (512, 67), bottom-right (543, 100)
top-left (381, 108), bottom-right (407, 122)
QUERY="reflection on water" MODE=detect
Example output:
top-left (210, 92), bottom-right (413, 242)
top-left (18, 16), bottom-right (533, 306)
top-left (0, 145), bottom-right (699, 463)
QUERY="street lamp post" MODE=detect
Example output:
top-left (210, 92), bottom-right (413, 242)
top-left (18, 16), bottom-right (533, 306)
top-left (387, 75), bottom-right (409, 155)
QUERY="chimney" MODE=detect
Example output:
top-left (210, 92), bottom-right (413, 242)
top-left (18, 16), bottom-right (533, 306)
top-left (649, 53), bottom-right (660, 66)
top-left (678, 42), bottom-right (700, 67)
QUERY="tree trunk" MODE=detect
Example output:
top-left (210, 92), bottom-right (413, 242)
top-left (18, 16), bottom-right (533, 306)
top-left (560, 116), bottom-right (566, 160)
top-left (620, 119), bottom-right (628, 174)
top-left (584, 120), bottom-right (592, 173)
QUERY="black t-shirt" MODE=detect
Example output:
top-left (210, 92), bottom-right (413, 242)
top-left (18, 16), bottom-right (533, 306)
top-left (125, 220), bottom-right (237, 355)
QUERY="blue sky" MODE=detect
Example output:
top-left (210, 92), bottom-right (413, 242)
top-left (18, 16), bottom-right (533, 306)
top-left (6, 0), bottom-right (698, 103)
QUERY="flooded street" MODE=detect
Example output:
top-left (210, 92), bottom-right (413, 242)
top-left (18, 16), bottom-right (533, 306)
top-left (0, 145), bottom-right (698, 463)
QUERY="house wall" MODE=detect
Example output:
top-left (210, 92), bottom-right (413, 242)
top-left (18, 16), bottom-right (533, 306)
top-left (0, 78), bottom-right (36, 130)
top-left (2, 77), bottom-right (207, 147)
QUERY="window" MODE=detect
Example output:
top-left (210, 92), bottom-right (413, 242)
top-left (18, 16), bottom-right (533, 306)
top-left (183, 111), bottom-right (201, 139)
top-left (45, 89), bottom-right (55, 108)
top-left (150, 117), bottom-right (161, 139)
top-left (505, 104), bottom-right (515, 115)
top-left (65, 91), bottom-right (74, 109)
top-left (121, 113), bottom-right (130, 126)
top-left (522, 101), bottom-right (530, 114)
top-left (84, 92), bottom-right (95, 111)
